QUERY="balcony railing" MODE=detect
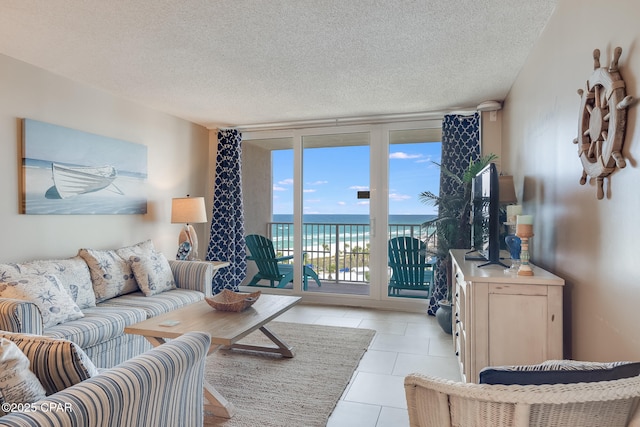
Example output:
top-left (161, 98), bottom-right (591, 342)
top-left (268, 222), bottom-right (429, 284)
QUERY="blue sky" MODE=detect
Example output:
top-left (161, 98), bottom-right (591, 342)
top-left (272, 141), bottom-right (442, 215)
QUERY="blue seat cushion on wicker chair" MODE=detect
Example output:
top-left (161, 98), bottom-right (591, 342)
top-left (479, 360), bottom-right (640, 385)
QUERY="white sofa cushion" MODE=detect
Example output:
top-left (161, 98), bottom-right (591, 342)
top-left (0, 274), bottom-right (84, 328)
top-left (0, 337), bottom-right (46, 415)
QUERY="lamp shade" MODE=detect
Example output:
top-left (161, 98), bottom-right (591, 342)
top-left (498, 176), bottom-right (518, 204)
top-left (171, 196), bottom-right (207, 224)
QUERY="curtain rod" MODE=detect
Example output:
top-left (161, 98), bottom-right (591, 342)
top-left (230, 109), bottom-right (478, 132)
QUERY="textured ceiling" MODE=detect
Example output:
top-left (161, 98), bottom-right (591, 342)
top-left (0, 1), bottom-right (556, 129)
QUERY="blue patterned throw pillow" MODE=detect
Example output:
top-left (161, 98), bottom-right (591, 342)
top-left (479, 360), bottom-right (640, 385)
top-left (130, 250), bottom-right (176, 296)
top-left (78, 240), bottom-right (155, 302)
top-left (17, 257), bottom-right (96, 309)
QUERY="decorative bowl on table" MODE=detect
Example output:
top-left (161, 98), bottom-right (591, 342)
top-left (205, 289), bottom-right (261, 312)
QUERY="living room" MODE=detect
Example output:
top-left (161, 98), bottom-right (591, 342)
top-left (1, 0), bottom-right (639, 425)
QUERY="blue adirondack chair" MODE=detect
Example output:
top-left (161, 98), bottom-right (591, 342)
top-left (245, 234), bottom-right (322, 290)
top-left (387, 236), bottom-right (433, 298)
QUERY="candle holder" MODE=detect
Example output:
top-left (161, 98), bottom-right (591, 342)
top-left (516, 223), bottom-right (534, 276)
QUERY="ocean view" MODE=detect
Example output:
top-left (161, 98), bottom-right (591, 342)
top-left (269, 142), bottom-right (441, 279)
top-left (270, 214), bottom-right (436, 253)
top-left (269, 214), bottom-right (436, 281)
top-left (272, 213), bottom-right (435, 225)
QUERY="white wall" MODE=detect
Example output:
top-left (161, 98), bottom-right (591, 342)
top-left (0, 54), bottom-right (209, 261)
top-left (480, 111), bottom-right (504, 170)
top-left (503, 0), bottom-right (640, 360)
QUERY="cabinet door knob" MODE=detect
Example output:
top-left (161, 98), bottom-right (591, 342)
top-left (455, 332), bottom-right (459, 337)
top-left (455, 351), bottom-right (459, 356)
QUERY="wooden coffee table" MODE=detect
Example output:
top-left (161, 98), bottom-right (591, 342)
top-left (124, 294), bottom-right (301, 418)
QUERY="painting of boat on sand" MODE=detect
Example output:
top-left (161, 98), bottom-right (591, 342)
top-left (22, 119), bottom-right (147, 215)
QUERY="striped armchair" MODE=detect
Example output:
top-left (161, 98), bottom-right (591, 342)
top-left (0, 332), bottom-right (210, 427)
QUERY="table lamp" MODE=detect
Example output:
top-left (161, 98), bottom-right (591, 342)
top-left (171, 195), bottom-right (207, 260)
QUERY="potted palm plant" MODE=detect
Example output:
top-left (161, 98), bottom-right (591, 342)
top-left (420, 154), bottom-right (497, 333)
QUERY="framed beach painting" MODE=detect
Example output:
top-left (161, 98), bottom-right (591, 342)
top-left (21, 119), bottom-right (148, 215)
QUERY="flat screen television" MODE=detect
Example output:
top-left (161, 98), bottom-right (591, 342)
top-left (466, 163), bottom-right (508, 268)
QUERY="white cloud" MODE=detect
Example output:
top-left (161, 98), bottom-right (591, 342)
top-left (389, 193), bottom-right (411, 201)
top-left (349, 185), bottom-right (369, 191)
top-left (357, 201), bottom-right (370, 206)
top-left (278, 178), bottom-right (294, 185)
top-left (389, 152), bottom-right (423, 160)
top-left (308, 180), bottom-right (328, 185)
top-left (337, 201), bottom-right (347, 206)
top-left (303, 189), bottom-right (316, 193)
top-left (415, 154), bottom-right (435, 164)
top-left (273, 185), bottom-right (286, 191)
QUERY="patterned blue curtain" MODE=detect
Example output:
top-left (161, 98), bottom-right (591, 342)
top-left (206, 129), bottom-right (247, 294)
top-left (428, 113), bottom-right (480, 315)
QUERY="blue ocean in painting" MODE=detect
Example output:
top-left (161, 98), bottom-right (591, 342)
top-left (23, 158), bottom-right (147, 215)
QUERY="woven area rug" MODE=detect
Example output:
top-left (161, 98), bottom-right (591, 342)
top-left (203, 321), bottom-right (375, 426)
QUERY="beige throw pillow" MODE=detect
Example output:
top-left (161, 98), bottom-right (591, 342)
top-left (0, 332), bottom-right (99, 397)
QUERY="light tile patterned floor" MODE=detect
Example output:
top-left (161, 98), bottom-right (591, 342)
top-left (276, 304), bottom-right (461, 427)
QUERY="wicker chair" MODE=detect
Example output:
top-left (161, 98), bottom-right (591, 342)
top-left (405, 373), bottom-right (640, 427)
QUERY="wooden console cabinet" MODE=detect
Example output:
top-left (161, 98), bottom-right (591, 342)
top-left (450, 249), bottom-right (565, 383)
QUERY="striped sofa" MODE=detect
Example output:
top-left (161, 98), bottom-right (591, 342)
top-left (0, 257), bottom-right (215, 368)
top-left (0, 331), bottom-right (210, 427)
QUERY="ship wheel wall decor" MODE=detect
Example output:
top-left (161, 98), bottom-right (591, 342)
top-left (573, 47), bottom-right (635, 199)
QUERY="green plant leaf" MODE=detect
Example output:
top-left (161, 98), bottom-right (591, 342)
top-left (419, 152), bottom-right (499, 299)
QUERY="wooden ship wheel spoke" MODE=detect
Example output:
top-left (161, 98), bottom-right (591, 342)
top-left (573, 47), bottom-right (635, 199)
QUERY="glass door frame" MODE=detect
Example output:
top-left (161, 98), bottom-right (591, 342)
top-left (295, 125), bottom-right (374, 299)
top-left (242, 119), bottom-right (441, 310)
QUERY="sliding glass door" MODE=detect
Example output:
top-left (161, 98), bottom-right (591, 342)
top-left (241, 121), bottom-right (442, 306)
top-left (301, 132), bottom-right (370, 296)
top-left (387, 127), bottom-right (442, 299)
top-left (242, 136), bottom-right (295, 291)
